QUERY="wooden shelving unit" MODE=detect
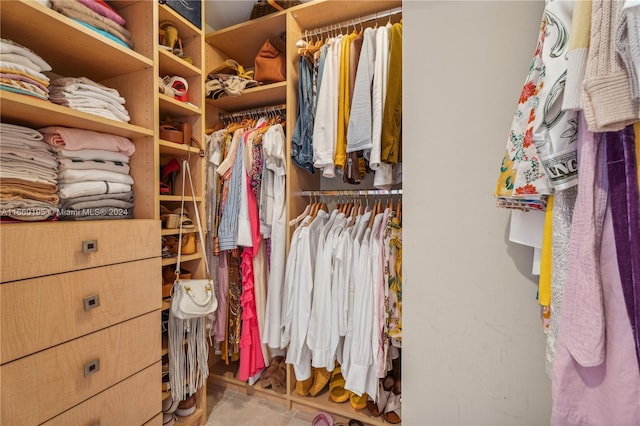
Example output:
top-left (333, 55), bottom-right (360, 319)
top-left (156, 3), bottom-right (207, 425)
top-left (0, 1), bottom-right (161, 424)
top-left (205, 81), bottom-right (287, 112)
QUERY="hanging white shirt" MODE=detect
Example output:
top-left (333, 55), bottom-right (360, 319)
top-left (345, 225), bottom-right (375, 397)
top-left (309, 210), bottom-right (347, 370)
top-left (286, 210), bottom-right (329, 381)
top-left (347, 27), bottom-right (377, 153)
top-left (313, 36), bottom-right (342, 178)
top-left (341, 210), bottom-right (371, 382)
top-left (281, 216), bottom-right (311, 348)
top-left (367, 24), bottom-right (391, 168)
top-left (262, 124), bottom-right (288, 350)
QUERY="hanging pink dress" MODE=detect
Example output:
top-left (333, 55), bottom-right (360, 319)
top-left (237, 173), bottom-right (266, 380)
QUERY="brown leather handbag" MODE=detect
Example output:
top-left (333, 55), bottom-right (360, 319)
top-left (254, 38), bottom-right (286, 83)
top-left (160, 124), bottom-right (183, 144)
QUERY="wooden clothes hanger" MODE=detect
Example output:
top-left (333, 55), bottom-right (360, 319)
top-left (368, 199), bottom-right (381, 229)
top-left (226, 117), bottom-right (247, 133)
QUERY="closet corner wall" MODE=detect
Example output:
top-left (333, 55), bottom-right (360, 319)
top-left (0, 1), bottom-right (161, 425)
top-left (204, 1), bottom-right (402, 424)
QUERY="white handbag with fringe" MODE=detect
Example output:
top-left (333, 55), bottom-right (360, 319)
top-left (169, 159), bottom-right (216, 401)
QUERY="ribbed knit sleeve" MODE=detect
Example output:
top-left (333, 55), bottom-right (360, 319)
top-left (621, 1), bottom-right (640, 100)
top-left (583, 0), bottom-right (639, 132)
top-left (563, 0), bottom-right (592, 110)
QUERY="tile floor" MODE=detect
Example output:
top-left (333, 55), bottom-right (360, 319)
top-left (205, 382), bottom-right (315, 426)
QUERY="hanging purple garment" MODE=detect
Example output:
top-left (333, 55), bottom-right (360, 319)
top-left (604, 125), bottom-right (640, 367)
top-left (551, 113), bottom-right (640, 425)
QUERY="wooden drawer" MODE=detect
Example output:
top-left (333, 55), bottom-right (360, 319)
top-left (1, 258), bottom-right (162, 364)
top-left (1, 312), bottom-right (160, 425)
top-left (42, 362), bottom-right (161, 426)
top-left (0, 219), bottom-right (160, 282)
top-left (143, 413), bottom-right (163, 426)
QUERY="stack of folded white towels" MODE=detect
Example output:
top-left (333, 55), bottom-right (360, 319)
top-left (48, 76), bottom-right (131, 122)
top-left (39, 126), bottom-right (136, 220)
top-left (0, 38), bottom-right (52, 101)
top-left (0, 123), bottom-right (59, 221)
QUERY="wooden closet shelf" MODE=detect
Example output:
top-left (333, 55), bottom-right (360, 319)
top-left (159, 94), bottom-right (202, 116)
top-left (161, 228), bottom-right (197, 236)
top-left (289, 0), bottom-right (402, 30)
top-left (162, 335), bottom-right (168, 356)
top-left (206, 82), bottom-right (287, 113)
top-left (209, 360), bottom-right (288, 401)
top-left (205, 12), bottom-right (287, 68)
top-left (0, 92), bottom-right (153, 139)
top-left (159, 195), bottom-right (204, 203)
top-left (159, 140), bottom-right (203, 156)
top-left (159, 49), bottom-right (202, 79)
top-left (290, 391), bottom-right (388, 426)
top-left (0, 1), bottom-right (152, 81)
top-left (162, 253), bottom-right (202, 267)
top-left (210, 359), bottom-right (241, 381)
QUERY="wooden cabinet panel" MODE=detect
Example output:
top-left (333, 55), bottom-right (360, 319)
top-left (0, 219), bottom-right (160, 282)
top-left (143, 413), bottom-right (164, 426)
top-left (1, 258), bottom-right (162, 364)
top-left (42, 363), bottom-right (161, 426)
top-left (1, 312), bottom-right (160, 425)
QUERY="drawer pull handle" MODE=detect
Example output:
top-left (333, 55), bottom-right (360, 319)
top-left (82, 240), bottom-right (98, 253)
top-left (91, 422), bottom-right (100, 426)
top-left (84, 359), bottom-right (100, 377)
top-left (83, 294), bottom-right (100, 311)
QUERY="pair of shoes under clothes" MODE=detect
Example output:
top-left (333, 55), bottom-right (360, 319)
top-left (366, 375), bottom-right (401, 424)
top-left (258, 356), bottom-right (287, 394)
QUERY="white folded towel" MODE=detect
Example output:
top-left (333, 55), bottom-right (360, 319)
top-left (58, 168), bottom-right (134, 185)
top-left (58, 158), bottom-right (130, 174)
top-left (0, 122), bottom-right (45, 140)
top-left (58, 181), bottom-right (131, 199)
top-left (53, 148), bottom-right (130, 163)
top-left (0, 38), bottom-right (52, 72)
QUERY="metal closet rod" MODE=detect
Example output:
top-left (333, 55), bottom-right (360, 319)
top-left (218, 103), bottom-right (287, 123)
top-left (296, 189), bottom-right (403, 197)
top-left (303, 6), bottom-right (402, 37)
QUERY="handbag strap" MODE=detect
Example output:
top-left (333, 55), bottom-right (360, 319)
top-left (176, 159), bottom-right (210, 279)
top-left (267, 0), bottom-right (284, 11)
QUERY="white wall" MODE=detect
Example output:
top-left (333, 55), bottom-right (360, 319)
top-left (403, 2), bottom-right (552, 425)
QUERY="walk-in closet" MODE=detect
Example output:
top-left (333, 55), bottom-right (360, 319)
top-left (2, 1), bottom-right (638, 425)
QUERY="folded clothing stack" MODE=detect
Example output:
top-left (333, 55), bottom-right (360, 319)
top-left (39, 126), bottom-right (136, 220)
top-left (49, 0), bottom-right (133, 49)
top-left (0, 38), bottom-right (52, 101)
top-left (0, 123), bottom-right (59, 222)
top-left (48, 76), bottom-right (131, 122)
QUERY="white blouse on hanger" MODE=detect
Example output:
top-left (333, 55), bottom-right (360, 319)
top-left (262, 124), bottom-right (288, 350)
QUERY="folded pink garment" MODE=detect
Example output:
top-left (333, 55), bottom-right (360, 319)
top-left (39, 126), bottom-right (135, 156)
top-left (77, 0), bottom-right (126, 26)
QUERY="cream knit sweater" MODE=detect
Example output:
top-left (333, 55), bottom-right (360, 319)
top-left (583, 0), bottom-right (639, 131)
